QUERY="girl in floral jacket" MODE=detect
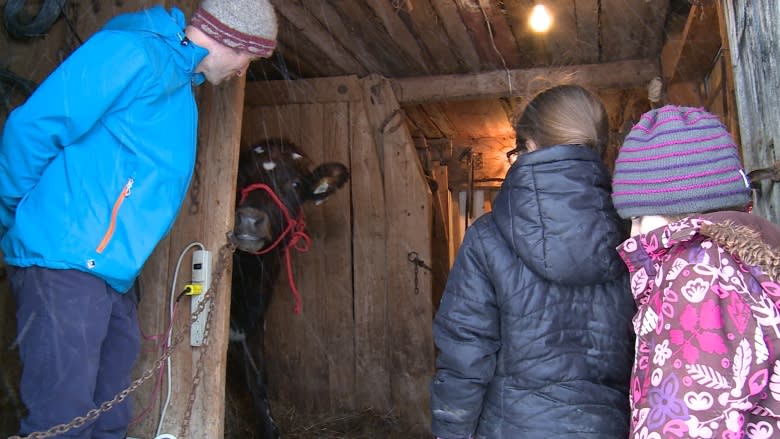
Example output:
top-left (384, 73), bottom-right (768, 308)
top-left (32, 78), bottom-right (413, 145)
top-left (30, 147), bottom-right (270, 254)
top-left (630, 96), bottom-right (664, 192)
top-left (612, 105), bottom-right (780, 438)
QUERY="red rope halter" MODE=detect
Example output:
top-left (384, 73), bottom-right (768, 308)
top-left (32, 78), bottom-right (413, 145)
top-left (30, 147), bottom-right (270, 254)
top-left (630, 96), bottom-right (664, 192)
top-left (239, 182), bottom-right (311, 314)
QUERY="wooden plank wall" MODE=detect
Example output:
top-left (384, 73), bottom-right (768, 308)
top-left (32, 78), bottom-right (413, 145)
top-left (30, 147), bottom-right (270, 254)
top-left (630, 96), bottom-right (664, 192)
top-left (722, 0), bottom-right (780, 224)
top-left (242, 75), bottom-right (435, 432)
top-left (362, 75), bottom-right (434, 430)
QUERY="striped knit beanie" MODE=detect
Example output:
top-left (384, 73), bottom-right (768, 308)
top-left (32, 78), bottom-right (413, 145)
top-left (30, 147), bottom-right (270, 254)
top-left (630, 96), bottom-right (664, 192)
top-left (191, 0), bottom-right (278, 57)
top-left (612, 105), bottom-right (751, 219)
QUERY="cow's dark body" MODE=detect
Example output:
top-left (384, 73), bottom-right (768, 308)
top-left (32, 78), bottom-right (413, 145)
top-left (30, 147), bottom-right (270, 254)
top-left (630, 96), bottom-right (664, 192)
top-left (226, 138), bottom-right (348, 438)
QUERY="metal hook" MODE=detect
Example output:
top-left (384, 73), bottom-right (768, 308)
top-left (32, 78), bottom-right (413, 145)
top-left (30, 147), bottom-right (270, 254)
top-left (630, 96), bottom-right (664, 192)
top-left (407, 251), bottom-right (432, 271)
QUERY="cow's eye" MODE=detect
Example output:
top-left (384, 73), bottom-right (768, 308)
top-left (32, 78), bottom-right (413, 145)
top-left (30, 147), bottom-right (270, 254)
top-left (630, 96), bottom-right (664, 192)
top-left (291, 180), bottom-right (300, 188)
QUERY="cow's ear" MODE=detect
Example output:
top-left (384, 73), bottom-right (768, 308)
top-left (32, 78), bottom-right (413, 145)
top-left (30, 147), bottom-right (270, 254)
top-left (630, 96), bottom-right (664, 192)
top-left (303, 162), bottom-right (350, 204)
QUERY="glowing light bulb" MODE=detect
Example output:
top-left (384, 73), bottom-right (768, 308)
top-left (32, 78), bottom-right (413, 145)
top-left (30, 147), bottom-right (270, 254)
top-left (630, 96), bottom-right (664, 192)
top-left (529, 4), bottom-right (552, 33)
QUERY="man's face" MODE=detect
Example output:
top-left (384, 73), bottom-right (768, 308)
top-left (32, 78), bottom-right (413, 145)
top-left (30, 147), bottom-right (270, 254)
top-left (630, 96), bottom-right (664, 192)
top-left (201, 45), bottom-right (266, 85)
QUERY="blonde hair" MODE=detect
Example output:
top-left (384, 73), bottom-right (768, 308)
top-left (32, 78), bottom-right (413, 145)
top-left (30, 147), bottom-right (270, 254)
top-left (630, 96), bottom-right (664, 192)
top-left (514, 85), bottom-right (609, 157)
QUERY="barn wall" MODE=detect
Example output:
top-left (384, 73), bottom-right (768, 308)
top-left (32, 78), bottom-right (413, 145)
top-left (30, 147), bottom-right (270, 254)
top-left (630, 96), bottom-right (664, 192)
top-left (0, 268), bottom-right (20, 437)
top-left (0, 0), bottom-right (198, 98)
top-left (242, 75), bottom-right (435, 432)
top-left (659, 1), bottom-right (738, 123)
top-left (722, 0), bottom-right (780, 224)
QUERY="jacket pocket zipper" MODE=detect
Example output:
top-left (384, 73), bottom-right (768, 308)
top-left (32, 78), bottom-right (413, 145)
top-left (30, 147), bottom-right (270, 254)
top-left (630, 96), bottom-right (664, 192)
top-left (96, 178), bottom-right (133, 254)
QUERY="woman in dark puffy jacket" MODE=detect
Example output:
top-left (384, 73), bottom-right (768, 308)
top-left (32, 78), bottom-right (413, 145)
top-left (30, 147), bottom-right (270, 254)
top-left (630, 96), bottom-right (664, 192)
top-left (430, 84), bottom-right (635, 439)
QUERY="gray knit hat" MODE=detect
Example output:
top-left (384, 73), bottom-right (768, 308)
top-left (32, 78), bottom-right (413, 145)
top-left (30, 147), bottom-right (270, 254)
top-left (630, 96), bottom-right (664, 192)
top-left (191, 0), bottom-right (278, 57)
top-left (612, 105), bottom-right (751, 219)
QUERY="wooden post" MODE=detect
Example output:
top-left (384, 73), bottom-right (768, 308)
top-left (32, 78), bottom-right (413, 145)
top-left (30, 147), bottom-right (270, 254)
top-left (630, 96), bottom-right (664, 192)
top-left (715, 0), bottom-right (741, 147)
top-left (132, 76), bottom-right (244, 439)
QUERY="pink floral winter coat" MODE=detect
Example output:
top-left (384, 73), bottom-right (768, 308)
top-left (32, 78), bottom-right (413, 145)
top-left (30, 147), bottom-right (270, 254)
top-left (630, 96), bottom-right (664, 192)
top-left (618, 211), bottom-right (780, 439)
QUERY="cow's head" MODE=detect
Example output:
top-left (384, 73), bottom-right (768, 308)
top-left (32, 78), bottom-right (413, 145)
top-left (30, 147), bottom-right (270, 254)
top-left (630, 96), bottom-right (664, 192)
top-left (230, 138), bottom-right (349, 253)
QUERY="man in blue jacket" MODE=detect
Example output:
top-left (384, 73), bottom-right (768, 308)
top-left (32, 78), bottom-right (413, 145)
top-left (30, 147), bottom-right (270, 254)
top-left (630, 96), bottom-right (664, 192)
top-left (0, 1), bottom-right (277, 437)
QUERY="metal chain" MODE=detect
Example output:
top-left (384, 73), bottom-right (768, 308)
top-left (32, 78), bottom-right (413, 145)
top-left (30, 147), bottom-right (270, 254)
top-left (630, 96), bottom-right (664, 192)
top-left (9, 241), bottom-right (235, 439)
top-left (413, 260), bottom-right (419, 295)
top-left (188, 160), bottom-right (202, 215)
top-left (407, 251), bottom-right (431, 296)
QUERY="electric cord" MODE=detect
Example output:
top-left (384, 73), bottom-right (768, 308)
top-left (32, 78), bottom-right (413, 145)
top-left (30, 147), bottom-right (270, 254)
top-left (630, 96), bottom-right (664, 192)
top-left (155, 241), bottom-right (206, 438)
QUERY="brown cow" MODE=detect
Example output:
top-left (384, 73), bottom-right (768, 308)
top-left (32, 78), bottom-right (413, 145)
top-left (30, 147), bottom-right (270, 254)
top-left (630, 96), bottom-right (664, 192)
top-left (227, 138), bottom-right (349, 438)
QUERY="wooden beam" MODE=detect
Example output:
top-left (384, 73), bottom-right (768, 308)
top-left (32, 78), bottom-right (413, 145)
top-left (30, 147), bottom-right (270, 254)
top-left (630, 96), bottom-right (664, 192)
top-left (455, 0), bottom-right (516, 69)
top-left (430, 0), bottom-right (481, 73)
top-left (270, 16), bottom-right (349, 78)
top-left (420, 103), bottom-right (459, 139)
top-left (391, 58), bottom-right (661, 103)
top-left (600, 0), bottom-right (668, 61)
top-left (476, 0), bottom-right (522, 67)
top-left (365, 0), bottom-right (432, 74)
top-left (361, 75), bottom-right (434, 432)
top-left (715, 0), bottom-right (740, 147)
top-left (669, 2), bottom-right (722, 83)
top-left (395, 0), bottom-right (464, 72)
top-left (182, 78), bottom-right (245, 439)
top-left (310, 2), bottom-right (413, 77)
top-left (142, 76), bottom-right (244, 439)
top-left (349, 105), bottom-right (392, 414)
top-left (244, 75), bottom-right (363, 106)
top-left (269, 0), bottom-right (368, 77)
top-left (573, 0), bottom-right (600, 64)
top-left (405, 105), bottom-right (447, 139)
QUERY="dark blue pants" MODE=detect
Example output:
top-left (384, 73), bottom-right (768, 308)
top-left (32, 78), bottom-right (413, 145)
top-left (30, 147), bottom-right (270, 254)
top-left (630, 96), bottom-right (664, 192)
top-left (8, 266), bottom-right (140, 438)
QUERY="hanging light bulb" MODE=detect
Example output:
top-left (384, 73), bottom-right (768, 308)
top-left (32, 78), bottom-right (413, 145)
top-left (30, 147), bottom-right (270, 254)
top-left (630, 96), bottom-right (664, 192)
top-left (529, 4), bottom-right (552, 33)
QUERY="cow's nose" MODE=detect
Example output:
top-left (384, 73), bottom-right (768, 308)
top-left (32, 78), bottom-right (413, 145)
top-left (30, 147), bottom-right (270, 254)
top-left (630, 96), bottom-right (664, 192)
top-left (237, 209), bottom-right (258, 228)
top-left (235, 206), bottom-right (270, 238)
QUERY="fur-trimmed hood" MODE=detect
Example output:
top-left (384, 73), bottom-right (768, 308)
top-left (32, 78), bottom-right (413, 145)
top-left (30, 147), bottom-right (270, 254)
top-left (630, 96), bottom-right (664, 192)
top-left (700, 211), bottom-right (780, 281)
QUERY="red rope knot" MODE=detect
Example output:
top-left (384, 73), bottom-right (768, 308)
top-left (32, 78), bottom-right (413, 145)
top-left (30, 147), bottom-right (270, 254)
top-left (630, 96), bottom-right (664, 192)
top-left (281, 214), bottom-right (310, 314)
top-left (238, 182), bottom-right (310, 314)
top-left (287, 217), bottom-right (312, 252)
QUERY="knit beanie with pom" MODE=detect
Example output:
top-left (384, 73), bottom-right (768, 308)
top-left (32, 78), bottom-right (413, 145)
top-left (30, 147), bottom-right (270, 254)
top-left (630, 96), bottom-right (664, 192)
top-left (612, 105), bottom-right (751, 219)
top-left (191, 0), bottom-right (278, 57)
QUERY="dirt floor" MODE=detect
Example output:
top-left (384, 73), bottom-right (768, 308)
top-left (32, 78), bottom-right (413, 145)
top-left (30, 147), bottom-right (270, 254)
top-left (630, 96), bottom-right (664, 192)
top-left (226, 400), bottom-right (431, 439)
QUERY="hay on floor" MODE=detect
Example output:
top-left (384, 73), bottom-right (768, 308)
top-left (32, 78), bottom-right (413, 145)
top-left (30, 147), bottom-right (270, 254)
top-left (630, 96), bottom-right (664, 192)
top-left (226, 399), bottom-right (430, 439)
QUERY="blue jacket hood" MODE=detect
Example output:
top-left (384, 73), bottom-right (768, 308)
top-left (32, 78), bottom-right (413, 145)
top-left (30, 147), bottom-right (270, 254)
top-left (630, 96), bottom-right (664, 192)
top-left (103, 6), bottom-right (206, 85)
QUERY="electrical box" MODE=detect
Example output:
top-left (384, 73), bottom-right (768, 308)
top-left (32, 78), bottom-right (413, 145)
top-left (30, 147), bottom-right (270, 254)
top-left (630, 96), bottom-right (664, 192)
top-left (190, 249), bottom-right (212, 346)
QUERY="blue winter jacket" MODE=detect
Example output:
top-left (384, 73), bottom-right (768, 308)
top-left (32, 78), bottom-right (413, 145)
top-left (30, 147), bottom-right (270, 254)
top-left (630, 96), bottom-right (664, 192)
top-left (0, 6), bottom-right (207, 292)
top-left (430, 145), bottom-right (635, 438)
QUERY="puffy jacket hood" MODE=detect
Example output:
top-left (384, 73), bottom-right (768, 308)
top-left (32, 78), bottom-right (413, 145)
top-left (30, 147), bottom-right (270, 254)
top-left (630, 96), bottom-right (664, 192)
top-left (492, 144), bottom-right (627, 285)
top-left (103, 6), bottom-right (205, 85)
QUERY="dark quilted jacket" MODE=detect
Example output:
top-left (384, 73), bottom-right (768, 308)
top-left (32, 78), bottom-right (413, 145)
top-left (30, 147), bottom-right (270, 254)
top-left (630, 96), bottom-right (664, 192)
top-left (430, 144), bottom-right (635, 439)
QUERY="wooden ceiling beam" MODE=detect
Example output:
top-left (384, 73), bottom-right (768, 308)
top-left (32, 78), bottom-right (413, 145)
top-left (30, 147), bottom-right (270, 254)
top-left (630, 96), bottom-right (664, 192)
top-left (364, 0), bottom-right (432, 74)
top-left (394, 0), bottom-right (464, 73)
top-left (455, 0), bottom-right (520, 69)
top-left (391, 58), bottom-right (660, 104)
top-left (270, 0), bottom-right (368, 77)
top-left (669, 2), bottom-right (722, 83)
top-left (431, 0), bottom-right (482, 73)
